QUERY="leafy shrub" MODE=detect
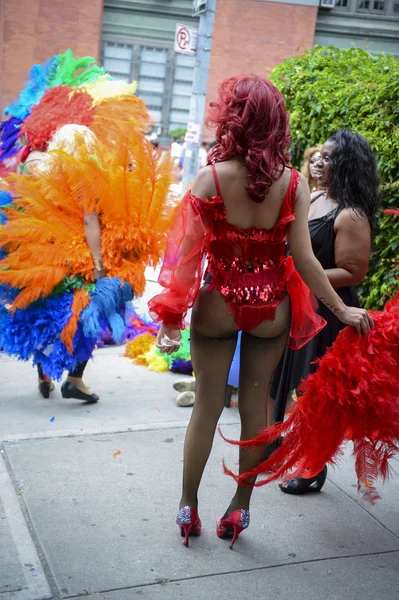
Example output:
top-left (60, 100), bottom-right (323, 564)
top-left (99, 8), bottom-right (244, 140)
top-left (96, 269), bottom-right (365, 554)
top-left (169, 127), bottom-right (186, 140)
top-left (270, 46), bottom-right (399, 308)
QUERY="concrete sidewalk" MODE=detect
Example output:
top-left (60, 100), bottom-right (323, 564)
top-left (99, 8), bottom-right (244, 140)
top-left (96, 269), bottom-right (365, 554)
top-left (1, 283), bottom-right (398, 599)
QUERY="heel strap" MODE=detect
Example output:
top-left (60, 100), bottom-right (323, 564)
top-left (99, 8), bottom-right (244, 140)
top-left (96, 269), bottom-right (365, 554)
top-left (176, 506), bottom-right (192, 526)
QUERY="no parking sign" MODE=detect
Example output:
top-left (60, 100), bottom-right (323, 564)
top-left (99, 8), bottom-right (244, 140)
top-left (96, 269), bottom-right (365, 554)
top-left (174, 23), bottom-right (198, 56)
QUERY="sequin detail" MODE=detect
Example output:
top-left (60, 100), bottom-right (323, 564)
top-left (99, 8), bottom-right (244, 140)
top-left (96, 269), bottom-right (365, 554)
top-left (176, 506), bottom-right (192, 526)
top-left (239, 510), bottom-right (250, 529)
top-left (210, 266), bottom-right (285, 308)
top-left (194, 185), bottom-right (293, 326)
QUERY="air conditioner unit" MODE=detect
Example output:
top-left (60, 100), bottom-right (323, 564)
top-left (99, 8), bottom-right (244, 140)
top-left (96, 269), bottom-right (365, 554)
top-left (193, 0), bottom-right (207, 16)
top-left (320, 0), bottom-right (336, 7)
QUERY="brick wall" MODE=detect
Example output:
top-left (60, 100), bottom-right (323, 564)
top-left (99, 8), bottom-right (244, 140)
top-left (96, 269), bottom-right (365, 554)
top-left (204, 0), bottom-right (318, 139)
top-left (0, 0), bottom-right (103, 115)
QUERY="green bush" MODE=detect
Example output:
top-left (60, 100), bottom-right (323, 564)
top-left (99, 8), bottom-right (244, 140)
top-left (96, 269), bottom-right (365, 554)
top-left (169, 127), bottom-right (186, 140)
top-left (270, 46), bottom-right (399, 309)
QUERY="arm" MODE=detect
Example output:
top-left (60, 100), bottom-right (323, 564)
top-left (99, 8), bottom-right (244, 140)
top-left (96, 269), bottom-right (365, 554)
top-left (288, 175), bottom-right (373, 335)
top-left (148, 194), bottom-right (207, 352)
top-left (150, 168), bottom-right (214, 354)
top-left (325, 209), bottom-right (371, 288)
top-left (83, 211), bottom-right (105, 280)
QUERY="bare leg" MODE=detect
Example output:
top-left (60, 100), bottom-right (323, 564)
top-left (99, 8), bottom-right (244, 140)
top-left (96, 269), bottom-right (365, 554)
top-left (179, 287), bottom-right (238, 509)
top-left (266, 395), bottom-right (275, 427)
top-left (227, 297), bottom-right (291, 513)
top-left (179, 288), bottom-right (290, 515)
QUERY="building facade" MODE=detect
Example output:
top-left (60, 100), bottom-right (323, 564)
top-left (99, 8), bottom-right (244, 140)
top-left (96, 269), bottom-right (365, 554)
top-left (1, 0), bottom-right (398, 135)
top-left (316, 0), bottom-right (399, 55)
top-left (0, 0), bottom-right (103, 115)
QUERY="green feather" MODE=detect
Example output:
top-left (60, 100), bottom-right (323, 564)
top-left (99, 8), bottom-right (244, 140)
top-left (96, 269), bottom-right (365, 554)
top-left (48, 49), bottom-right (106, 87)
top-left (51, 275), bottom-right (95, 296)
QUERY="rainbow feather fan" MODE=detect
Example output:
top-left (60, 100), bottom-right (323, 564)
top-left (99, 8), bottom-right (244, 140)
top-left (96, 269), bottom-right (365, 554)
top-left (0, 118), bottom-right (174, 376)
top-left (0, 49), bottom-right (137, 170)
top-left (0, 126), bottom-right (174, 307)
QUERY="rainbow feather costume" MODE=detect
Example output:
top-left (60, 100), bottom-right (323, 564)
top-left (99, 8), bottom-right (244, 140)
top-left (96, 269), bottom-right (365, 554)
top-left (0, 51), bottom-right (174, 379)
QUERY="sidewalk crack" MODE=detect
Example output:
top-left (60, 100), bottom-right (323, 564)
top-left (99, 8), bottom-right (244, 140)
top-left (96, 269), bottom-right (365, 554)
top-left (0, 442), bottom-right (61, 599)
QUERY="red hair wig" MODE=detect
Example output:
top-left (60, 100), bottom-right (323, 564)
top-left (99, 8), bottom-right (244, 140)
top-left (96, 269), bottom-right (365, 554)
top-left (21, 86), bottom-right (95, 151)
top-left (207, 75), bottom-right (290, 203)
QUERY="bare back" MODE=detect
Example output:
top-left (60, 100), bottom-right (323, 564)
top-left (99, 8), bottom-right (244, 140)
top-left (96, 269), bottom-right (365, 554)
top-left (191, 159), bottom-right (293, 231)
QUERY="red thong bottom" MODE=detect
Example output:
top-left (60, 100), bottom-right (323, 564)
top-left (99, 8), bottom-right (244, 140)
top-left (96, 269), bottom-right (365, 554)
top-left (223, 300), bottom-right (283, 333)
top-left (207, 257), bottom-right (327, 349)
top-left (206, 267), bottom-right (284, 332)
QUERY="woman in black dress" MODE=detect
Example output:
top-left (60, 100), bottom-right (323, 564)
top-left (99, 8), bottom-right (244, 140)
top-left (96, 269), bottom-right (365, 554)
top-left (270, 129), bottom-right (380, 493)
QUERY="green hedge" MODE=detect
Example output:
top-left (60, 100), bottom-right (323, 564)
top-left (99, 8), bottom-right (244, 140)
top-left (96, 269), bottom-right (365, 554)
top-left (270, 46), bottom-right (399, 309)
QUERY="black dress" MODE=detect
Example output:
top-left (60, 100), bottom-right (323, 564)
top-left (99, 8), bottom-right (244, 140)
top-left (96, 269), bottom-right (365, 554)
top-left (271, 204), bottom-right (360, 422)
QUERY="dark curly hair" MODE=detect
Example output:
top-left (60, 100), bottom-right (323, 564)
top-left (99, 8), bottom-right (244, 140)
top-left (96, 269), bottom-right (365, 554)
top-left (206, 75), bottom-right (290, 203)
top-left (327, 130), bottom-right (380, 227)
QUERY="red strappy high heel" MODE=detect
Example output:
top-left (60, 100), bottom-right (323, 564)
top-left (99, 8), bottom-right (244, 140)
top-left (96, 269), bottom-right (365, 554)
top-left (176, 506), bottom-right (202, 547)
top-left (216, 509), bottom-right (250, 549)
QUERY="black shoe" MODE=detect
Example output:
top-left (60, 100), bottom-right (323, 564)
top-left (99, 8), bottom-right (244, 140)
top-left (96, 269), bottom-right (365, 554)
top-left (224, 385), bottom-right (235, 408)
top-left (61, 381), bottom-right (99, 403)
top-left (263, 436), bottom-right (283, 461)
top-left (279, 466), bottom-right (328, 495)
top-left (38, 381), bottom-right (53, 399)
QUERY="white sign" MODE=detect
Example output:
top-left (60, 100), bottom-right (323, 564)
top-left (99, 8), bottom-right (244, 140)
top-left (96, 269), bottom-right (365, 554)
top-left (174, 23), bottom-right (198, 56)
top-left (185, 123), bottom-right (201, 144)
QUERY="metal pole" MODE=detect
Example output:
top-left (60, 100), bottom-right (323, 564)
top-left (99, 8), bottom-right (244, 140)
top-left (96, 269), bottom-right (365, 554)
top-left (182, 0), bottom-right (216, 192)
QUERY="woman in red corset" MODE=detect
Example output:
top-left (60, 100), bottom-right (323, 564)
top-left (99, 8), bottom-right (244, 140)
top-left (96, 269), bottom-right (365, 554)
top-left (148, 75), bottom-right (373, 549)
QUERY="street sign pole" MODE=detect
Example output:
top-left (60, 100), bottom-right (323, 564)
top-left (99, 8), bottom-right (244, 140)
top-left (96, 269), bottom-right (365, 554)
top-left (181, 0), bottom-right (216, 192)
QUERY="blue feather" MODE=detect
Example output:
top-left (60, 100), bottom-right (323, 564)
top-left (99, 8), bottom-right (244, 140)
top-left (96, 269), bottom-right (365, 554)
top-left (0, 292), bottom-right (73, 358)
top-left (81, 278), bottom-right (133, 343)
top-left (107, 312), bottom-right (126, 344)
top-left (170, 359), bottom-right (193, 375)
top-left (0, 190), bottom-right (13, 206)
top-left (0, 277), bottom-right (133, 379)
top-left (34, 323), bottom-right (96, 379)
top-left (4, 57), bottom-right (58, 120)
top-left (0, 118), bottom-right (23, 163)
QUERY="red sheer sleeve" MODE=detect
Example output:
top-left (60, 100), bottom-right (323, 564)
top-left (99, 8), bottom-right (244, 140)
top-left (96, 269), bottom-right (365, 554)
top-left (148, 191), bottom-right (207, 329)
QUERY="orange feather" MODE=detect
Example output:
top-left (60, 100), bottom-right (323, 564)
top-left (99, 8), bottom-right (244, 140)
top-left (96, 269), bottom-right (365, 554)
top-left (0, 106), bottom-right (175, 310)
top-left (60, 288), bottom-right (91, 354)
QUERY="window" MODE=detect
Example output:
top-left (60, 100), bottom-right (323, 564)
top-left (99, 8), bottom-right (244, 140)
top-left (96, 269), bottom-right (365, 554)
top-left (169, 54), bottom-right (196, 131)
top-left (137, 47), bottom-right (168, 127)
top-left (325, 0), bottom-right (399, 16)
top-left (356, 0), bottom-right (386, 12)
top-left (102, 42), bottom-right (133, 83)
top-left (102, 40), bottom-right (196, 140)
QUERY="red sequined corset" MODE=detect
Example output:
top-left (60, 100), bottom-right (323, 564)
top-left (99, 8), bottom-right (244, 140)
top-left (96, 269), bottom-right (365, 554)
top-left (191, 178), bottom-right (298, 330)
top-left (148, 167), bottom-right (326, 349)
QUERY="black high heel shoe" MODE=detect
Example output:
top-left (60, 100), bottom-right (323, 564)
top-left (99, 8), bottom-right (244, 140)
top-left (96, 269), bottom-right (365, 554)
top-left (263, 436), bottom-right (283, 461)
top-left (61, 382), bottom-right (99, 403)
top-left (279, 465), bottom-right (327, 495)
top-left (38, 380), bottom-right (54, 399)
top-left (224, 385), bottom-right (235, 408)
